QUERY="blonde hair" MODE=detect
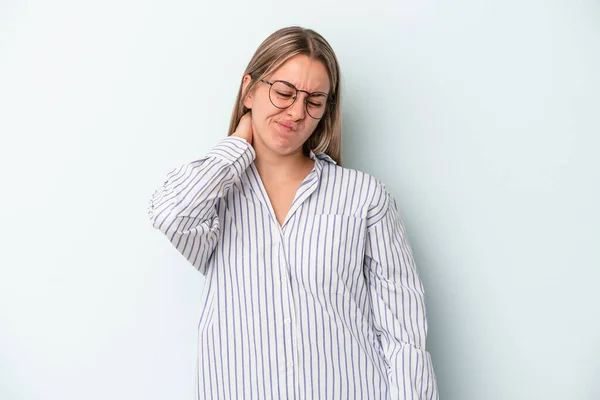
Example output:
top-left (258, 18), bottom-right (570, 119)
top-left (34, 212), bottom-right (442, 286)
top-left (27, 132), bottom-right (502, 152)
top-left (227, 26), bottom-right (343, 165)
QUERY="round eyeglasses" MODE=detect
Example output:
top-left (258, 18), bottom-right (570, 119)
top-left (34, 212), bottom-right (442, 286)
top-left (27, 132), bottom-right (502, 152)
top-left (252, 75), bottom-right (334, 119)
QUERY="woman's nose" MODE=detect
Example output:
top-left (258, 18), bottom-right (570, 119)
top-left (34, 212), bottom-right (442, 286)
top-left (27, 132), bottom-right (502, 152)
top-left (287, 94), bottom-right (307, 119)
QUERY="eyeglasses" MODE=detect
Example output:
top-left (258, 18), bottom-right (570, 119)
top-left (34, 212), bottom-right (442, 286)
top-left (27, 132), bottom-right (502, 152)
top-left (251, 74), bottom-right (334, 119)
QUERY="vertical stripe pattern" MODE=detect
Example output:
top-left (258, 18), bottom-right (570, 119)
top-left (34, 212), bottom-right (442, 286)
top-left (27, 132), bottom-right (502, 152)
top-left (148, 136), bottom-right (439, 399)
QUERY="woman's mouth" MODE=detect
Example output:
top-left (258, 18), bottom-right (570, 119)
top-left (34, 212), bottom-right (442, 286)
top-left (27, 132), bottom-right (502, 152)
top-left (277, 121), bottom-right (297, 131)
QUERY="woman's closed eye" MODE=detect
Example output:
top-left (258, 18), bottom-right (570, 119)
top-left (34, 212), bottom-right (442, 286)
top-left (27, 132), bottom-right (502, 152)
top-left (276, 91), bottom-right (294, 98)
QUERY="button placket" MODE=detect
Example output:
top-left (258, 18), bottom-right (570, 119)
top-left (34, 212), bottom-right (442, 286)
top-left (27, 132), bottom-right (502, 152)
top-left (275, 222), bottom-right (301, 400)
top-left (275, 225), bottom-right (294, 377)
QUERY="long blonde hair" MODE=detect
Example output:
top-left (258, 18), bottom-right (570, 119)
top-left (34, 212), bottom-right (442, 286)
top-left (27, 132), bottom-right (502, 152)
top-left (227, 26), bottom-right (343, 165)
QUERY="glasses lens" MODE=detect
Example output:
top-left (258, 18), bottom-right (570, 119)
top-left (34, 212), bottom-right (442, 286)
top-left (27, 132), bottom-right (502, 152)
top-left (305, 94), bottom-right (327, 119)
top-left (269, 81), bottom-right (329, 119)
top-left (270, 81), bottom-right (296, 109)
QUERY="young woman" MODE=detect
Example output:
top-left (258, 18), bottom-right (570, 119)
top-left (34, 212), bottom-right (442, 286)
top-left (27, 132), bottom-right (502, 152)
top-left (148, 26), bottom-right (439, 399)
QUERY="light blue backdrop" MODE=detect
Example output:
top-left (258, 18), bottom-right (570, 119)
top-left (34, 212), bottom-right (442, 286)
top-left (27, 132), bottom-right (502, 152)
top-left (0, 0), bottom-right (598, 399)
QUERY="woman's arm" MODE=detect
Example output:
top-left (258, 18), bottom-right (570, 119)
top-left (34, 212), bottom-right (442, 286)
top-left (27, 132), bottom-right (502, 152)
top-left (364, 183), bottom-right (439, 399)
top-left (148, 135), bottom-right (255, 275)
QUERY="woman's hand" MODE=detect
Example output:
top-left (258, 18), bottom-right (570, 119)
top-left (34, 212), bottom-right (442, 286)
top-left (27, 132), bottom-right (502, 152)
top-left (232, 111), bottom-right (253, 145)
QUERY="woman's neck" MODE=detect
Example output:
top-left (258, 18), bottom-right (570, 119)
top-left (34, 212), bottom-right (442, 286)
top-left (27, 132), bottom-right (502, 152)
top-left (253, 145), bottom-right (314, 184)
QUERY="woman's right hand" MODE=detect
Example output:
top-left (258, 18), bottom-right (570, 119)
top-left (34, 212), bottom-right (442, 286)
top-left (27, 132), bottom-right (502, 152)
top-left (232, 111), bottom-right (253, 145)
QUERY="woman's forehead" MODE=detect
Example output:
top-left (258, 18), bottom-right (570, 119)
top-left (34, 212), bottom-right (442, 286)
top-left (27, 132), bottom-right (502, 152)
top-left (268, 55), bottom-right (330, 93)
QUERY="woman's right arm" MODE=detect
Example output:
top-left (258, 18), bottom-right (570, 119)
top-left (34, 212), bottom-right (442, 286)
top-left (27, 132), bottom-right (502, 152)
top-left (148, 116), bottom-right (254, 275)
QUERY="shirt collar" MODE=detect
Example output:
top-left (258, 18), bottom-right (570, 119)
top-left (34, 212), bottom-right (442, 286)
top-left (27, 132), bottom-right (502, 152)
top-left (239, 148), bottom-right (336, 228)
top-left (309, 149), bottom-right (337, 165)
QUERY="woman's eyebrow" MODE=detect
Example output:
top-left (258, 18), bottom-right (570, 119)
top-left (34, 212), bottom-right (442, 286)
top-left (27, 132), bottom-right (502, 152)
top-left (277, 78), bottom-right (328, 94)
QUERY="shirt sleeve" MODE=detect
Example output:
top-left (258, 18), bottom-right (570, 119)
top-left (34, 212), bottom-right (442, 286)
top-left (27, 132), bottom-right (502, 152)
top-left (147, 136), bottom-right (255, 275)
top-left (364, 183), bottom-right (439, 399)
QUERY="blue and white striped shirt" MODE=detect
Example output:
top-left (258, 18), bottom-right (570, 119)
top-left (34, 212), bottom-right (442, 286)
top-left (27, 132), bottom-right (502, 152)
top-left (148, 136), bottom-right (439, 399)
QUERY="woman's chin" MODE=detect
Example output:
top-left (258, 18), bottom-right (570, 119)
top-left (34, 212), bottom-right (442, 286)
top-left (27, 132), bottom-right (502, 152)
top-left (269, 129), bottom-right (298, 152)
top-left (254, 126), bottom-right (304, 157)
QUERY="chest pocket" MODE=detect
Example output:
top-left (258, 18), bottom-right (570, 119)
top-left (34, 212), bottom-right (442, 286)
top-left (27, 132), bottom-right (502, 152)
top-left (292, 214), bottom-right (367, 295)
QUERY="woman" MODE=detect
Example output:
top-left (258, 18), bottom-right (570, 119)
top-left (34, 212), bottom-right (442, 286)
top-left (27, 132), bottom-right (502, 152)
top-left (148, 26), bottom-right (439, 399)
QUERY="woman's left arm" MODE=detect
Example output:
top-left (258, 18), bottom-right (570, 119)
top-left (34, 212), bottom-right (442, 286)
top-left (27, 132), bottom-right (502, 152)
top-left (365, 184), bottom-right (439, 400)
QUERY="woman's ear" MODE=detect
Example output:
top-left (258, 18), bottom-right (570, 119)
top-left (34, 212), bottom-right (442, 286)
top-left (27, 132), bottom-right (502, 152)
top-left (242, 74), bottom-right (253, 109)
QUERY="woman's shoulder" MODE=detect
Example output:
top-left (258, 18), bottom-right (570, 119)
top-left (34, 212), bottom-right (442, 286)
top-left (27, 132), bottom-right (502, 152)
top-left (325, 161), bottom-right (388, 192)
top-left (321, 162), bottom-right (392, 219)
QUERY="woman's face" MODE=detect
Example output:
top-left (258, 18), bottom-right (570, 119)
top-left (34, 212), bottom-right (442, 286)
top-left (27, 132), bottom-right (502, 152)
top-left (242, 54), bottom-right (330, 158)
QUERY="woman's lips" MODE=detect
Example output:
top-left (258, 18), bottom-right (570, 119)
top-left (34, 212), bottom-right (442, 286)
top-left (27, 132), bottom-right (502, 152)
top-left (277, 121), bottom-right (297, 131)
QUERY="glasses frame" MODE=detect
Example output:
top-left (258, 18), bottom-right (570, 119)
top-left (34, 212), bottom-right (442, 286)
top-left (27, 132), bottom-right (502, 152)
top-left (251, 74), bottom-right (335, 120)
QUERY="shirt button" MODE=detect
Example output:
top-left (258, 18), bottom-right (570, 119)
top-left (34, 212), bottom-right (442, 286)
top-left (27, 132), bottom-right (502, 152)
top-left (287, 361), bottom-right (294, 369)
top-left (284, 318), bottom-right (291, 325)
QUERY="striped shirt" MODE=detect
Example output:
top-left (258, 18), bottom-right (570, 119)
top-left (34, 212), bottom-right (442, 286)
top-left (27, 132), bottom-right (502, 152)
top-left (148, 136), bottom-right (439, 399)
